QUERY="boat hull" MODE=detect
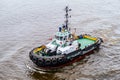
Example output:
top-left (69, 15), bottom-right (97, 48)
top-left (29, 38), bottom-right (103, 69)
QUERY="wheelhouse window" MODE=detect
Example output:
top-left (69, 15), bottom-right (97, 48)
top-left (59, 36), bottom-right (63, 41)
top-left (55, 35), bottom-right (66, 41)
top-left (55, 35), bottom-right (59, 40)
top-left (55, 35), bottom-right (63, 40)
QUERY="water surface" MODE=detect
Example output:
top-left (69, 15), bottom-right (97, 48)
top-left (0, 0), bottom-right (120, 80)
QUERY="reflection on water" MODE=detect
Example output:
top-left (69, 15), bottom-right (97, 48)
top-left (0, 0), bottom-right (120, 80)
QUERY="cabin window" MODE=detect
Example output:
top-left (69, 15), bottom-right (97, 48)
top-left (69, 34), bottom-right (72, 38)
top-left (59, 37), bottom-right (63, 41)
top-left (55, 35), bottom-right (59, 40)
top-left (55, 35), bottom-right (68, 41)
top-left (55, 35), bottom-right (63, 41)
top-left (63, 36), bottom-right (66, 40)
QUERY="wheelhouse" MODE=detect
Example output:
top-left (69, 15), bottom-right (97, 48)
top-left (55, 31), bottom-right (71, 41)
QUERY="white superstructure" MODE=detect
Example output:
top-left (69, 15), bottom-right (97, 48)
top-left (45, 28), bottom-right (79, 54)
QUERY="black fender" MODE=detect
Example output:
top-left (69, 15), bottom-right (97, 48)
top-left (51, 58), bottom-right (57, 65)
top-left (44, 58), bottom-right (51, 66)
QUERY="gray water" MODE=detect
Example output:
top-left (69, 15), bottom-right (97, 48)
top-left (0, 0), bottom-right (120, 80)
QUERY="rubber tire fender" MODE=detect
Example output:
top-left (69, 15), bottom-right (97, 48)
top-left (51, 58), bottom-right (57, 65)
top-left (44, 58), bottom-right (51, 66)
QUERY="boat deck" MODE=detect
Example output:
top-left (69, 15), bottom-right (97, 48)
top-left (77, 38), bottom-right (95, 49)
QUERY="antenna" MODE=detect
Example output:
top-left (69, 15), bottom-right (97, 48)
top-left (64, 6), bottom-right (71, 30)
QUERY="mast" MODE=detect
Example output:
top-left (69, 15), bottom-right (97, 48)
top-left (64, 6), bottom-right (71, 30)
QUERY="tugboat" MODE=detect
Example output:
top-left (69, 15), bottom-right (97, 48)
top-left (29, 6), bottom-right (103, 69)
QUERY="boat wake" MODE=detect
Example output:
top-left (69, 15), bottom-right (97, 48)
top-left (25, 57), bottom-right (89, 74)
top-left (25, 60), bottom-right (65, 73)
